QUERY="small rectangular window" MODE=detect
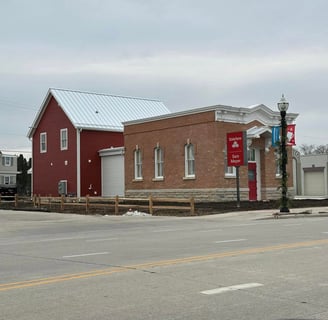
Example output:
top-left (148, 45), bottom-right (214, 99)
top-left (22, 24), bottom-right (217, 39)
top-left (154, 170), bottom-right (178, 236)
top-left (4, 175), bottom-right (15, 185)
top-left (60, 128), bottom-right (68, 150)
top-left (2, 156), bottom-right (13, 167)
top-left (40, 132), bottom-right (47, 153)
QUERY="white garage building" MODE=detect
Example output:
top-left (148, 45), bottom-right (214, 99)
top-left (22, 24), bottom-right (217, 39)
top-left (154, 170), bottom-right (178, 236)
top-left (300, 154), bottom-right (328, 197)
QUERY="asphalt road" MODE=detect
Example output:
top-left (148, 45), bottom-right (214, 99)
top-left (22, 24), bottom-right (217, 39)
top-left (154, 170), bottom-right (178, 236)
top-left (1, 209), bottom-right (328, 320)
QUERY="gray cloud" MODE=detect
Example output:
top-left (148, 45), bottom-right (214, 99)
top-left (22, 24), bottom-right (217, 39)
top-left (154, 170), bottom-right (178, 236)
top-left (1, 0), bottom-right (328, 153)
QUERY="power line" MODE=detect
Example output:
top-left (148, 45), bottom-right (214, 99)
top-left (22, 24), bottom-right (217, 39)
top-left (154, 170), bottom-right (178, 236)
top-left (0, 96), bottom-right (37, 111)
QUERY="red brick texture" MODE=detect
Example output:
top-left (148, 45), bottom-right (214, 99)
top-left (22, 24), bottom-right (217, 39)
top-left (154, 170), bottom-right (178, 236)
top-left (124, 110), bottom-right (293, 201)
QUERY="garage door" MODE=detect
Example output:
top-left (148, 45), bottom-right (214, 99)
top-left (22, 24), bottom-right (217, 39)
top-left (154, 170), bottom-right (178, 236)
top-left (304, 171), bottom-right (325, 196)
top-left (101, 153), bottom-right (124, 197)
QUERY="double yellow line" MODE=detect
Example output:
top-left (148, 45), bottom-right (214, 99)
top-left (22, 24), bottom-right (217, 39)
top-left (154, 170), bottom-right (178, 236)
top-left (1, 238), bottom-right (328, 292)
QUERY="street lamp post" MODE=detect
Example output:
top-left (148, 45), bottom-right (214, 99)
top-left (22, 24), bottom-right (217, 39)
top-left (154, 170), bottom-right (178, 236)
top-left (278, 94), bottom-right (290, 213)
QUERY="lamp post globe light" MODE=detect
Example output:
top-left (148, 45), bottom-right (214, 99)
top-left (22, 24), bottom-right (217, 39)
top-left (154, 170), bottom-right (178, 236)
top-left (278, 94), bottom-right (290, 213)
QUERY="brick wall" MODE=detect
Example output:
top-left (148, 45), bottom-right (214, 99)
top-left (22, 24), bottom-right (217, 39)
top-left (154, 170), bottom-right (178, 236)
top-left (124, 110), bottom-right (293, 201)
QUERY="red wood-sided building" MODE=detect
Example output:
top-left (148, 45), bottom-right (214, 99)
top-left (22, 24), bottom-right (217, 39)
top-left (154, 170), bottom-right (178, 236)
top-left (28, 88), bottom-right (170, 197)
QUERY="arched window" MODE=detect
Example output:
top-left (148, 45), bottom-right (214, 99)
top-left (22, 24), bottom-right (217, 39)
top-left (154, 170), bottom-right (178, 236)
top-left (134, 148), bottom-right (142, 180)
top-left (154, 147), bottom-right (164, 179)
top-left (185, 143), bottom-right (195, 178)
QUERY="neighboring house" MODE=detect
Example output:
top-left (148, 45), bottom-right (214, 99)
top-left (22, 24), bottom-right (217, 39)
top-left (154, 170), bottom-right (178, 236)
top-left (298, 153), bottom-right (328, 197)
top-left (27, 88), bottom-right (170, 197)
top-left (0, 152), bottom-right (19, 196)
top-left (123, 104), bottom-right (299, 201)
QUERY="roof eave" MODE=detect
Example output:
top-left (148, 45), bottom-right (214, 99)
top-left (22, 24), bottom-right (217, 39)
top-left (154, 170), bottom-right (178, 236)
top-left (27, 89), bottom-right (54, 139)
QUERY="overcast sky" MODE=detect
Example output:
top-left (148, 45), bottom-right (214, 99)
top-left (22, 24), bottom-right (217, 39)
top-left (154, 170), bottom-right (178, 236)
top-left (1, 0), bottom-right (327, 156)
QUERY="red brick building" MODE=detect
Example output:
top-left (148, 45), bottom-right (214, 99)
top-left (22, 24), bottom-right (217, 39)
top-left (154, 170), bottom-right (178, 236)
top-left (124, 104), bottom-right (298, 201)
top-left (28, 88), bottom-right (170, 197)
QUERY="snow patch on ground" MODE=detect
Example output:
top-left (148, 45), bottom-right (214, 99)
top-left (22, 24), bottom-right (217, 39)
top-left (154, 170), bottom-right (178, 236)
top-left (123, 210), bottom-right (152, 217)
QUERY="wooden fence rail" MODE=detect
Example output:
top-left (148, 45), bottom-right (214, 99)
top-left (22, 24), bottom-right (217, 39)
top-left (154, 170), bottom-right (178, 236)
top-left (0, 194), bottom-right (195, 215)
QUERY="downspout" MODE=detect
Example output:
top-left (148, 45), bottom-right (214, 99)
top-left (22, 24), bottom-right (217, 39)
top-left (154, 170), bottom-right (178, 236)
top-left (76, 128), bottom-right (81, 198)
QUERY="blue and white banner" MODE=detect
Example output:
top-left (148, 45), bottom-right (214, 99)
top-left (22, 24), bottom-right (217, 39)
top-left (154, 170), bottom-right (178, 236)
top-left (272, 126), bottom-right (280, 147)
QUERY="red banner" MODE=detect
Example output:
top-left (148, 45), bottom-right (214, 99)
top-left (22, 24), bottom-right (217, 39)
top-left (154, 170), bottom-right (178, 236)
top-left (287, 124), bottom-right (296, 146)
top-left (226, 131), bottom-right (247, 166)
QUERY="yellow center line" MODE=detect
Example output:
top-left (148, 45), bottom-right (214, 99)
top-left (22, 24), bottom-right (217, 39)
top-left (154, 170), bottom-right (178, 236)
top-left (1, 238), bottom-right (328, 292)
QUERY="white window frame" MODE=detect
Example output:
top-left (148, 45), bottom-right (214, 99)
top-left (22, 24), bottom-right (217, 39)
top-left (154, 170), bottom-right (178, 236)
top-left (275, 149), bottom-right (282, 177)
top-left (2, 156), bottom-right (13, 167)
top-left (40, 132), bottom-right (47, 153)
top-left (224, 146), bottom-right (236, 177)
top-left (60, 128), bottom-right (68, 150)
top-left (224, 159), bottom-right (236, 177)
top-left (184, 143), bottom-right (195, 178)
top-left (248, 149), bottom-right (256, 162)
top-left (154, 147), bottom-right (164, 179)
top-left (134, 149), bottom-right (143, 180)
top-left (3, 175), bottom-right (15, 185)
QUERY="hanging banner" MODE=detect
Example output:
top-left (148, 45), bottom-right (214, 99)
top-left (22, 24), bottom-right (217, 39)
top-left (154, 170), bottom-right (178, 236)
top-left (271, 125), bottom-right (296, 147)
top-left (272, 126), bottom-right (280, 147)
top-left (286, 124), bottom-right (296, 146)
top-left (226, 131), bottom-right (247, 167)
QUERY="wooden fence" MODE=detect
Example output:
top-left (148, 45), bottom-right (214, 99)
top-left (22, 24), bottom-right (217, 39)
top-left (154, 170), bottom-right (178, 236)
top-left (0, 194), bottom-right (195, 215)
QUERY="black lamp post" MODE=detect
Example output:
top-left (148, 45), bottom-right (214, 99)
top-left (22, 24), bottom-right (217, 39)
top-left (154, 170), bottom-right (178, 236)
top-left (278, 94), bottom-right (290, 213)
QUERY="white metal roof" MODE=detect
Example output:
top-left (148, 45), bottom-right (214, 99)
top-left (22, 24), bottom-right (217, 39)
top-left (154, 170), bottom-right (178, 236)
top-left (28, 88), bottom-right (170, 137)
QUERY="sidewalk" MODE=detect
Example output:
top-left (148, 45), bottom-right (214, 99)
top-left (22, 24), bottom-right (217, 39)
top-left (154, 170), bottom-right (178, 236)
top-left (244, 206), bottom-right (328, 220)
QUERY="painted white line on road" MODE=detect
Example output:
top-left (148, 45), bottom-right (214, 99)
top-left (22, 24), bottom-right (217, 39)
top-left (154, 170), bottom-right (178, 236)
top-left (215, 239), bottom-right (247, 244)
top-left (230, 223), bottom-right (261, 227)
top-left (282, 224), bottom-right (302, 227)
top-left (151, 228), bottom-right (185, 233)
top-left (63, 252), bottom-right (110, 258)
top-left (199, 229), bottom-right (222, 233)
top-left (229, 222), bottom-right (273, 227)
top-left (201, 283), bottom-right (263, 295)
top-left (0, 236), bottom-right (87, 246)
top-left (86, 238), bottom-right (118, 242)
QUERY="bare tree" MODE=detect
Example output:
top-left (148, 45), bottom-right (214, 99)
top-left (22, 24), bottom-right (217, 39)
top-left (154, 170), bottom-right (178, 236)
top-left (297, 144), bottom-right (316, 155)
top-left (297, 144), bottom-right (328, 155)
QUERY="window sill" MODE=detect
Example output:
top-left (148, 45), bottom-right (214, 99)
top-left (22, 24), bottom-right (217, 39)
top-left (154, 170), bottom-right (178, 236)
top-left (132, 178), bottom-right (144, 182)
top-left (152, 177), bottom-right (164, 182)
top-left (225, 174), bottom-right (236, 179)
top-left (183, 176), bottom-right (196, 180)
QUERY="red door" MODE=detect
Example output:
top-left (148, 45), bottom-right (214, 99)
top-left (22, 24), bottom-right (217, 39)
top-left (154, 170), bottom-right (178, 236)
top-left (248, 162), bottom-right (257, 201)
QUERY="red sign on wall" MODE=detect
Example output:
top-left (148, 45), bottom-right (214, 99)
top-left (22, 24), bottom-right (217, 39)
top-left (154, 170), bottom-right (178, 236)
top-left (226, 131), bottom-right (247, 167)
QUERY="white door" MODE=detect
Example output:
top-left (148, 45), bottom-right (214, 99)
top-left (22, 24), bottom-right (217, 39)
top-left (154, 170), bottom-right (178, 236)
top-left (304, 171), bottom-right (325, 196)
top-left (102, 154), bottom-right (124, 196)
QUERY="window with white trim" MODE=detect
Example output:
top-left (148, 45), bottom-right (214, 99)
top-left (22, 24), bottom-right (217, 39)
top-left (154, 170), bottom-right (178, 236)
top-left (40, 132), bottom-right (47, 153)
top-left (60, 128), bottom-right (68, 150)
top-left (224, 158), bottom-right (236, 176)
top-left (248, 149), bottom-right (256, 162)
top-left (154, 146), bottom-right (164, 179)
top-left (275, 150), bottom-right (281, 177)
top-left (185, 143), bottom-right (195, 178)
top-left (2, 175), bottom-right (16, 185)
top-left (2, 156), bottom-right (14, 167)
top-left (134, 148), bottom-right (143, 180)
top-left (224, 146), bottom-right (236, 177)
